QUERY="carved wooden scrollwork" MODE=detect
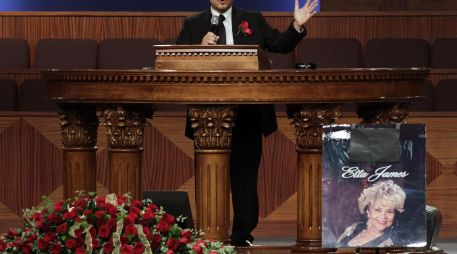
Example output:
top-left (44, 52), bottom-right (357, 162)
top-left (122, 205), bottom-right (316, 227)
top-left (289, 104), bottom-right (342, 150)
top-left (357, 102), bottom-right (409, 124)
top-left (188, 106), bottom-right (236, 149)
top-left (58, 107), bottom-right (98, 149)
top-left (96, 105), bottom-right (153, 148)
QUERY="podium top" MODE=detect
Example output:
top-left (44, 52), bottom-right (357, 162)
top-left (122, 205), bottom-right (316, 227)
top-left (154, 45), bottom-right (271, 70)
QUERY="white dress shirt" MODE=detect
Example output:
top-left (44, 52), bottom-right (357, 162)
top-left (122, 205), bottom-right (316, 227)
top-left (211, 6), bottom-right (234, 45)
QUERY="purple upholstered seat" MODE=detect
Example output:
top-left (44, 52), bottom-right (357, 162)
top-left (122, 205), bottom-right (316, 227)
top-left (409, 80), bottom-right (434, 111)
top-left (365, 38), bottom-right (430, 68)
top-left (435, 79), bottom-right (457, 111)
top-left (34, 39), bottom-right (98, 69)
top-left (0, 79), bottom-right (17, 110)
top-left (296, 38), bottom-right (362, 68)
top-left (97, 38), bottom-right (160, 69)
top-left (431, 38), bottom-right (457, 68)
top-left (0, 38), bottom-right (29, 69)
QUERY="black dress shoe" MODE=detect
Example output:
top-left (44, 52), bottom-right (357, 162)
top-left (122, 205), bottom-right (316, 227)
top-left (229, 239), bottom-right (252, 247)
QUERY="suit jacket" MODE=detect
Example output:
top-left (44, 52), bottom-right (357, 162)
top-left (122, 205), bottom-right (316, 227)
top-left (176, 7), bottom-right (307, 138)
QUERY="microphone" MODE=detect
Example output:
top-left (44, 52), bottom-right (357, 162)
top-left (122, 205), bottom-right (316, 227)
top-left (210, 15), bottom-right (219, 35)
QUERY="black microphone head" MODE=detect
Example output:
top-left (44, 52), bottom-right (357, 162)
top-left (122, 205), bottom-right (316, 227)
top-left (210, 15), bottom-right (219, 34)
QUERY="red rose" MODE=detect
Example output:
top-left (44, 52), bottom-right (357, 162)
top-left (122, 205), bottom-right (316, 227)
top-left (37, 238), bottom-right (48, 250)
top-left (179, 237), bottom-right (190, 244)
top-left (62, 209), bottom-right (77, 220)
top-left (133, 242), bottom-right (145, 254)
top-left (54, 202), bottom-right (64, 212)
top-left (149, 234), bottom-right (162, 250)
top-left (142, 210), bottom-right (154, 221)
top-left (98, 224), bottom-right (111, 239)
top-left (47, 212), bottom-right (57, 222)
top-left (27, 233), bottom-right (37, 242)
top-left (244, 27), bottom-right (253, 36)
top-left (90, 227), bottom-right (97, 237)
top-left (147, 203), bottom-right (158, 212)
top-left (124, 224), bottom-right (138, 237)
top-left (121, 244), bottom-right (134, 254)
top-left (193, 244), bottom-right (202, 254)
top-left (240, 21), bottom-right (249, 29)
top-left (74, 198), bottom-right (87, 209)
top-left (108, 205), bottom-right (118, 217)
top-left (166, 250), bottom-right (175, 254)
top-left (56, 223), bottom-right (68, 233)
top-left (95, 210), bottom-right (107, 220)
top-left (156, 220), bottom-right (170, 234)
top-left (162, 213), bottom-right (175, 224)
top-left (180, 230), bottom-right (192, 239)
top-left (131, 199), bottom-right (142, 208)
top-left (44, 232), bottom-right (56, 242)
top-left (7, 228), bottom-right (19, 237)
top-left (166, 238), bottom-right (180, 250)
top-left (238, 21), bottom-right (253, 36)
top-left (92, 238), bottom-right (101, 249)
top-left (75, 247), bottom-right (85, 254)
top-left (95, 196), bottom-right (106, 204)
top-left (83, 209), bottom-right (92, 216)
top-left (21, 244), bottom-right (32, 254)
top-left (117, 195), bottom-right (127, 205)
top-left (65, 239), bottom-right (76, 249)
top-left (50, 244), bottom-right (63, 254)
top-left (103, 241), bottom-right (114, 253)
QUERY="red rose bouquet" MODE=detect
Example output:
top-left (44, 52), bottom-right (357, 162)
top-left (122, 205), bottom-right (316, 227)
top-left (0, 191), bottom-right (235, 254)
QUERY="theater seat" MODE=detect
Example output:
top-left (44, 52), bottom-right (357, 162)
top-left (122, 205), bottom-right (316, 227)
top-left (0, 79), bottom-right (17, 110)
top-left (434, 79), bottom-right (457, 111)
top-left (431, 38), bottom-right (457, 68)
top-left (142, 191), bottom-right (194, 229)
top-left (296, 38), bottom-right (362, 68)
top-left (267, 51), bottom-right (295, 69)
top-left (0, 38), bottom-right (29, 69)
top-left (97, 38), bottom-right (160, 69)
top-left (18, 79), bottom-right (57, 111)
top-left (364, 38), bottom-right (430, 68)
top-left (34, 39), bottom-right (98, 69)
top-left (409, 80), bottom-right (434, 111)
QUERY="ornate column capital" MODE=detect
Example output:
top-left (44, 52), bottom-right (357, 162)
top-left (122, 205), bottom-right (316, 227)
top-left (188, 106), bottom-right (236, 150)
top-left (289, 104), bottom-right (342, 151)
top-left (58, 106), bottom-right (98, 149)
top-left (357, 102), bottom-right (409, 124)
top-left (97, 105), bottom-right (153, 149)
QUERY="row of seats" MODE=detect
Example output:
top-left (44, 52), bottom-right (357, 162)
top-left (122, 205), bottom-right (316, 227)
top-left (2, 37), bottom-right (457, 69)
top-left (1, 38), bottom-right (457, 111)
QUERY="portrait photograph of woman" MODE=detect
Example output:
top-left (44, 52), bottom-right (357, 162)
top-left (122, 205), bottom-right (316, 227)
top-left (322, 124), bottom-right (427, 248)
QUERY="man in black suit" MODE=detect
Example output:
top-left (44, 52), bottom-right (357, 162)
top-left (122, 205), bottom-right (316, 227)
top-left (176, 0), bottom-right (318, 246)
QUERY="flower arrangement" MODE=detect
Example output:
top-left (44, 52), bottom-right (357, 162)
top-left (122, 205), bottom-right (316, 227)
top-left (236, 21), bottom-right (252, 37)
top-left (0, 191), bottom-right (235, 254)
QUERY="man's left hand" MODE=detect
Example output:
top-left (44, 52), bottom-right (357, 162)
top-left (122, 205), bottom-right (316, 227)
top-left (293, 0), bottom-right (318, 31)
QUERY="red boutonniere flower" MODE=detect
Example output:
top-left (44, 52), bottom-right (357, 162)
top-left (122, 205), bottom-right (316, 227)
top-left (237, 20), bottom-right (253, 37)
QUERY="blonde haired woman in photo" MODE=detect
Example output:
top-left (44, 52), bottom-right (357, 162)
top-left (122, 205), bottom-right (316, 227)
top-left (337, 180), bottom-right (406, 247)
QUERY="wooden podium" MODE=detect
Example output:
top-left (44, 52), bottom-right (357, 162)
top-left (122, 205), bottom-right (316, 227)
top-left (44, 46), bottom-right (442, 253)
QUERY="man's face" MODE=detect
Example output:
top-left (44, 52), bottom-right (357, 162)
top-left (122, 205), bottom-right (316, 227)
top-left (210, 0), bottom-right (234, 13)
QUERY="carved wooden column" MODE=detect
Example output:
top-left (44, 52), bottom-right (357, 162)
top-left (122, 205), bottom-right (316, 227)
top-left (289, 104), bottom-right (342, 253)
top-left (188, 105), bottom-right (235, 242)
top-left (97, 105), bottom-right (152, 199)
top-left (58, 105), bottom-right (99, 199)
